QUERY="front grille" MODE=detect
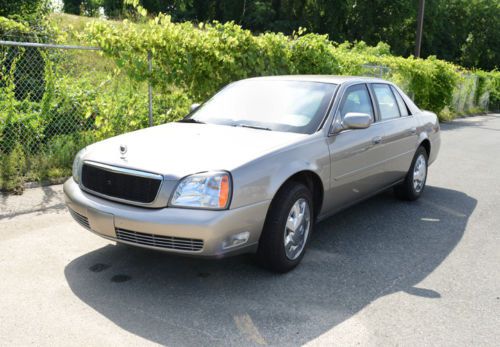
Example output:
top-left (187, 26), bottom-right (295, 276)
top-left (69, 208), bottom-right (90, 229)
top-left (81, 163), bottom-right (162, 204)
top-left (116, 228), bottom-right (204, 252)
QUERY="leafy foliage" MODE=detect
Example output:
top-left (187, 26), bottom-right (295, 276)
top-left (85, 14), bottom-right (498, 117)
top-left (0, 0), bottom-right (49, 22)
top-left (89, 0), bottom-right (499, 71)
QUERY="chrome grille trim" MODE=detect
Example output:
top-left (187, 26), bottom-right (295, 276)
top-left (68, 208), bottom-right (90, 229)
top-left (83, 161), bottom-right (163, 180)
top-left (81, 161), bottom-right (164, 206)
top-left (115, 228), bottom-right (204, 252)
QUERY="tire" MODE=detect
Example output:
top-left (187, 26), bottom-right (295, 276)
top-left (256, 182), bottom-right (314, 273)
top-left (394, 146), bottom-right (428, 201)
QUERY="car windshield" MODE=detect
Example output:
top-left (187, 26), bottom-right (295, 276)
top-left (187, 80), bottom-right (337, 134)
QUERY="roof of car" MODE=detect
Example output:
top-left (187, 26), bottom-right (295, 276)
top-left (245, 75), bottom-right (388, 84)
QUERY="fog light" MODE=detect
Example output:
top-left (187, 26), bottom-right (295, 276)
top-left (222, 231), bottom-right (250, 250)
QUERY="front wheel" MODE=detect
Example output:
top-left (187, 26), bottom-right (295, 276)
top-left (394, 146), bottom-right (428, 201)
top-left (256, 182), bottom-right (314, 273)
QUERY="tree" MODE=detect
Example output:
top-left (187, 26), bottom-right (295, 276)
top-left (0, 0), bottom-right (49, 21)
top-left (459, 0), bottom-right (499, 70)
top-left (62, 0), bottom-right (83, 14)
top-left (101, 0), bottom-right (125, 18)
top-left (62, 0), bottom-right (102, 16)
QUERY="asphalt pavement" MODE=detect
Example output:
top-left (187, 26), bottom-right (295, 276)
top-left (1, 114), bottom-right (499, 346)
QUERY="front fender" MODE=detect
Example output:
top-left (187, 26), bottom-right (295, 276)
top-left (229, 135), bottom-right (330, 209)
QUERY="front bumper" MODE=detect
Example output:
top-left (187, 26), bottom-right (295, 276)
top-left (63, 178), bottom-right (270, 257)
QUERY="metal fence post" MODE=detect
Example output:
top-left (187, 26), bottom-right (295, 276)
top-left (148, 50), bottom-right (153, 127)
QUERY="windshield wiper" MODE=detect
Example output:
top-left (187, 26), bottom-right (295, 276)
top-left (237, 124), bottom-right (272, 131)
top-left (178, 118), bottom-right (206, 124)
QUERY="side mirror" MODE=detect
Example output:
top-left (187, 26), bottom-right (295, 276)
top-left (342, 112), bottom-right (372, 130)
top-left (190, 103), bottom-right (200, 112)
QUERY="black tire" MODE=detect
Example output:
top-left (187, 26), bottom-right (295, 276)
top-left (256, 182), bottom-right (314, 273)
top-left (394, 146), bottom-right (428, 201)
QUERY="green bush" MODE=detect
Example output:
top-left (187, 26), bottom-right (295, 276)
top-left (0, 143), bottom-right (27, 192)
top-left (85, 15), bottom-right (499, 119)
top-left (39, 131), bottom-right (97, 172)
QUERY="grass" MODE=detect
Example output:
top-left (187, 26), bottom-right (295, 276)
top-left (49, 13), bottom-right (118, 45)
top-left (47, 14), bottom-right (119, 86)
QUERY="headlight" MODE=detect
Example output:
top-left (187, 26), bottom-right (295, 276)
top-left (170, 171), bottom-right (231, 210)
top-left (72, 148), bottom-right (87, 183)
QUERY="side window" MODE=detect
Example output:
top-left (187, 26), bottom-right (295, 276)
top-left (391, 86), bottom-right (410, 116)
top-left (372, 84), bottom-right (400, 120)
top-left (339, 84), bottom-right (374, 121)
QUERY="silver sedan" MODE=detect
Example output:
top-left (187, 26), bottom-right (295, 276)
top-left (64, 76), bottom-right (440, 272)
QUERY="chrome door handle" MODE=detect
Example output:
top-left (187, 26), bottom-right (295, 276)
top-left (409, 127), bottom-right (417, 135)
top-left (372, 136), bottom-right (382, 145)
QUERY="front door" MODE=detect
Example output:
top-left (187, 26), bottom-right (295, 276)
top-left (324, 84), bottom-right (390, 213)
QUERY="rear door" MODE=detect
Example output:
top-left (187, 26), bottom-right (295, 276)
top-left (324, 83), bottom-right (391, 213)
top-left (369, 83), bottom-right (418, 182)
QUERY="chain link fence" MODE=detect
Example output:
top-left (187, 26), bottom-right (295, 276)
top-left (451, 73), bottom-right (489, 112)
top-left (361, 63), bottom-right (416, 98)
top-left (0, 39), bottom-right (152, 192)
top-left (362, 64), bottom-right (392, 79)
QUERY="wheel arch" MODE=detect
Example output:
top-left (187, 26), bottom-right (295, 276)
top-left (419, 138), bottom-right (431, 157)
top-left (273, 170), bottom-right (324, 219)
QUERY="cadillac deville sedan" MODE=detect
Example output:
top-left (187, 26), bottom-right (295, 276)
top-left (64, 76), bottom-right (440, 272)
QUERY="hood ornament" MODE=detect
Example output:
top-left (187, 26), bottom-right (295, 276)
top-left (119, 144), bottom-right (127, 159)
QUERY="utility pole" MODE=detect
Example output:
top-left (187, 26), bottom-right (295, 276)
top-left (148, 50), bottom-right (153, 127)
top-left (415, 0), bottom-right (425, 57)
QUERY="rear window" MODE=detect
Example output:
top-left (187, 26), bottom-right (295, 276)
top-left (372, 84), bottom-right (400, 121)
top-left (391, 86), bottom-right (410, 116)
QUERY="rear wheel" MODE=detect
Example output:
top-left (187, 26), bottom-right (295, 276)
top-left (257, 182), bottom-right (313, 273)
top-left (394, 146), bottom-right (428, 201)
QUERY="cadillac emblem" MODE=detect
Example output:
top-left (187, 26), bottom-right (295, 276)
top-left (119, 144), bottom-right (127, 158)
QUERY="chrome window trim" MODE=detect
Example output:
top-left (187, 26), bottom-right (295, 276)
top-left (327, 80), bottom-right (419, 136)
top-left (369, 116), bottom-right (407, 126)
top-left (80, 160), bottom-right (165, 207)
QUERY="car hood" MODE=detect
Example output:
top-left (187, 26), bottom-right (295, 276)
top-left (83, 122), bottom-right (306, 179)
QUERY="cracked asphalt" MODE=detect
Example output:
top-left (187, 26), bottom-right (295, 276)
top-left (1, 114), bottom-right (499, 346)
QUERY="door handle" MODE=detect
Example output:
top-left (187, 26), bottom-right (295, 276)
top-left (409, 127), bottom-right (417, 135)
top-left (372, 136), bottom-right (383, 145)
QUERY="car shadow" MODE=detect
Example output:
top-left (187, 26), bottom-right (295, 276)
top-left (64, 186), bottom-right (476, 346)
